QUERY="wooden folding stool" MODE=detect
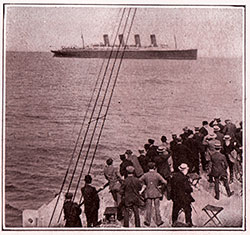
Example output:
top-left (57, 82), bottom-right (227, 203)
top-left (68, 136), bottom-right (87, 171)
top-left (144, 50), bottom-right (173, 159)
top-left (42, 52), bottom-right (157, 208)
top-left (202, 204), bottom-right (224, 226)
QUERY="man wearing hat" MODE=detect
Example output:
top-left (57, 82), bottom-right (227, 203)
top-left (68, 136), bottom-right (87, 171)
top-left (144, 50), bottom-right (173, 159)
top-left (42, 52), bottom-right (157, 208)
top-left (199, 121), bottom-right (209, 138)
top-left (202, 133), bottom-right (218, 161)
top-left (213, 125), bottom-right (224, 145)
top-left (146, 139), bottom-right (158, 162)
top-left (119, 154), bottom-right (133, 179)
top-left (170, 163), bottom-right (194, 227)
top-left (138, 149), bottom-right (150, 173)
top-left (81, 175), bottom-right (100, 227)
top-left (183, 130), bottom-right (200, 174)
top-left (120, 166), bottom-right (142, 227)
top-left (170, 134), bottom-right (178, 152)
top-left (180, 127), bottom-right (191, 143)
top-left (140, 162), bottom-right (167, 227)
top-left (221, 135), bottom-right (239, 184)
top-left (104, 158), bottom-right (122, 206)
top-left (125, 150), bottom-right (144, 178)
top-left (160, 135), bottom-right (171, 152)
top-left (171, 138), bottom-right (192, 172)
top-left (222, 119), bottom-right (237, 139)
top-left (63, 192), bottom-right (82, 227)
top-left (154, 146), bottom-right (172, 181)
top-left (210, 140), bottom-right (234, 200)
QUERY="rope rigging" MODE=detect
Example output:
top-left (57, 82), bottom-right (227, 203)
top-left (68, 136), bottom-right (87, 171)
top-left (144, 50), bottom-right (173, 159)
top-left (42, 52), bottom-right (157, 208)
top-left (48, 8), bottom-right (125, 226)
top-left (48, 7), bottom-right (137, 226)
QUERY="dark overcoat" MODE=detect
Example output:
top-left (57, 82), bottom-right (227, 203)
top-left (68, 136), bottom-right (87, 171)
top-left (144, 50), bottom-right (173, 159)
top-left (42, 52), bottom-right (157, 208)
top-left (210, 151), bottom-right (228, 177)
top-left (170, 171), bottom-right (194, 205)
top-left (81, 184), bottom-right (100, 213)
top-left (63, 200), bottom-right (82, 227)
top-left (120, 175), bottom-right (142, 207)
top-left (119, 159), bottom-right (133, 178)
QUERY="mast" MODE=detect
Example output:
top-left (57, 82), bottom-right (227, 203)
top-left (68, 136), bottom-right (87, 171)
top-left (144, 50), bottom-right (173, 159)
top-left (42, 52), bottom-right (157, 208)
top-left (174, 35), bottom-right (177, 49)
top-left (81, 30), bottom-right (84, 48)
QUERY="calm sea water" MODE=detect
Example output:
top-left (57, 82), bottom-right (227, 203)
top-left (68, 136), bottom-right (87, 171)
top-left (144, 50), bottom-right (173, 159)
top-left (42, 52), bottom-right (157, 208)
top-left (4, 52), bottom-right (242, 227)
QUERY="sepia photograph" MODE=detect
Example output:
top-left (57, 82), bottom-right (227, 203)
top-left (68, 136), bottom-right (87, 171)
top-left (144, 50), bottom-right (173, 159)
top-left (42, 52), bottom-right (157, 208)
top-left (1, 1), bottom-right (246, 232)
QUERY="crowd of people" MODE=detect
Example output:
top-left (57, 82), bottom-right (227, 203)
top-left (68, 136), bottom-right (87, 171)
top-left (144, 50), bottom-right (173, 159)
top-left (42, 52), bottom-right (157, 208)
top-left (63, 118), bottom-right (243, 228)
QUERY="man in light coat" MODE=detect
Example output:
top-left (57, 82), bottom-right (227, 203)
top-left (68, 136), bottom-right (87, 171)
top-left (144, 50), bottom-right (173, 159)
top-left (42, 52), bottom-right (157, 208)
top-left (104, 158), bottom-right (122, 206)
top-left (140, 162), bottom-right (167, 227)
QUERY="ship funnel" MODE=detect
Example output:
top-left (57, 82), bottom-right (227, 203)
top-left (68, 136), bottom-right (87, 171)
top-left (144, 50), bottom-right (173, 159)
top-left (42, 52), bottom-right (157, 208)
top-left (150, 34), bottom-right (158, 47)
top-left (118, 34), bottom-right (125, 46)
top-left (103, 34), bottom-right (110, 46)
top-left (134, 34), bottom-right (141, 47)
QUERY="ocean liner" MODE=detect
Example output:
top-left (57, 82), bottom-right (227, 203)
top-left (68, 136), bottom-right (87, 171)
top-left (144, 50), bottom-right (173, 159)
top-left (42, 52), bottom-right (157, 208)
top-left (51, 34), bottom-right (198, 60)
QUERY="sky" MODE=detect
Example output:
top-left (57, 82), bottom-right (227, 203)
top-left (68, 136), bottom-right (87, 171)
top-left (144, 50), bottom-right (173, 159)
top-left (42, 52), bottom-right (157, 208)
top-left (5, 5), bottom-right (244, 57)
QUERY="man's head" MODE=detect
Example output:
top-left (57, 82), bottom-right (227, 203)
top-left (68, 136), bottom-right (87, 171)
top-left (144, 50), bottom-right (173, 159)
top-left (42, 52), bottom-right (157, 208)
top-left (183, 126), bottom-right (189, 133)
top-left (176, 138), bottom-right (182, 144)
top-left (106, 158), bottom-right (113, 166)
top-left (214, 140), bottom-right (222, 151)
top-left (84, 175), bottom-right (92, 184)
top-left (161, 135), bottom-right (167, 143)
top-left (187, 129), bottom-right (194, 138)
top-left (120, 154), bottom-right (126, 161)
top-left (225, 119), bottom-right (231, 124)
top-left (125, 149), bottom-right (133, 155)
top-left (144, 143), bottom-right (150, 152)
top-left (202, 121), bottom-right (208, 127)
top-left (65, 192), bottom-right (73, 200)
top-left (148, 139), bottom-right (155, 145)
top-left (172, 134), bottom-right (177, 140)
top-left (126, 166), bottom-right (135, 175)
top-left (138, 149), bottom-right (144, 154)
top-left (215, 118), bottom-right (221, 123)
top-left (194, 127), bottom-right (200, 133)
top-left (148, 162), bottom-right (156, 170)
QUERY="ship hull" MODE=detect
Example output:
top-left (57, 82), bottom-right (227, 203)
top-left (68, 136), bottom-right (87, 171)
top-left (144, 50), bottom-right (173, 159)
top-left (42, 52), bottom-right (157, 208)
top-left (51, 48), bottom-right (198, 60)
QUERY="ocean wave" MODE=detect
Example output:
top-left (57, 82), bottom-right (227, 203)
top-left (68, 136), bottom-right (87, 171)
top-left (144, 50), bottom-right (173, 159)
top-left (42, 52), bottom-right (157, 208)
top-left (5, 203), bottom-right (22, 214)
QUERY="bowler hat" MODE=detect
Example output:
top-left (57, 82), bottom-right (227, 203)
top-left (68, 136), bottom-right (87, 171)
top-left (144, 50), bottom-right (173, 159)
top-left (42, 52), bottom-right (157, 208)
top-left (126, 166), bottom-right (135, 173)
